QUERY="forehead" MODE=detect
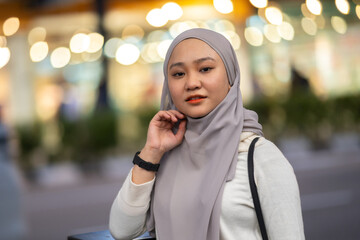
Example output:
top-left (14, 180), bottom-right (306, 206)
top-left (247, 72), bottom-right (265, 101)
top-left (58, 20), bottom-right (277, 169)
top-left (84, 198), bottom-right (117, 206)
top-left (168, 38), bottom-right (221, 63)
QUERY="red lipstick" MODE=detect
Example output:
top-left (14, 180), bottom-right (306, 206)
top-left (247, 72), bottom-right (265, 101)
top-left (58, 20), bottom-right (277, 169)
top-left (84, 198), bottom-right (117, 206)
top-left (186, 95), bottom-right (206, 104)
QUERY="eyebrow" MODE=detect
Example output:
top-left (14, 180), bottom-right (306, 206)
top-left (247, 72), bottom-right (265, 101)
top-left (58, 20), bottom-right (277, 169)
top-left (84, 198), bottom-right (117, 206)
top-left (169, 57), bottom-right (216, 70)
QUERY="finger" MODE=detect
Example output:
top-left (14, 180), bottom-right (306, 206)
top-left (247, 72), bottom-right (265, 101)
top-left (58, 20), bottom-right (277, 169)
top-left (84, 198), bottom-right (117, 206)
top-left (156, 111), bottom-right (172, 122)
top-left (162, 110), bottom-right (179, 123)
top-left (168, 110), bottom-right (185, 120)
top-left (175, 119), bottom-right (187, 141)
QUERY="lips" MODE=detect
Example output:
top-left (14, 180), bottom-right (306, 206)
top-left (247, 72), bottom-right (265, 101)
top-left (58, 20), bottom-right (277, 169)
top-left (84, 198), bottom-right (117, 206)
top-left (185, 95), bottom-right (207, 103)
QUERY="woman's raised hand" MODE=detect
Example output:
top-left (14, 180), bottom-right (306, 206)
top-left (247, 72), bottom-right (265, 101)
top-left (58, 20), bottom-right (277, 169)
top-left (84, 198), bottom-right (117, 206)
top-left (139, 110), bottom-right (187, 164)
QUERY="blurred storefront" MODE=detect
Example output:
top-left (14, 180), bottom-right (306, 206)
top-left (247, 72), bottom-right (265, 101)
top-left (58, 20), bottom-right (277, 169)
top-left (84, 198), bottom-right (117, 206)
top-left (0, 0), bottom-right (359, 173)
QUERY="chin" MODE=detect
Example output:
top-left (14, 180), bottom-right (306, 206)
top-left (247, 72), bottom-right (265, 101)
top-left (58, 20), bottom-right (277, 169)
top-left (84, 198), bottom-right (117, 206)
top-left (186, 111), bottom-right (209, 119)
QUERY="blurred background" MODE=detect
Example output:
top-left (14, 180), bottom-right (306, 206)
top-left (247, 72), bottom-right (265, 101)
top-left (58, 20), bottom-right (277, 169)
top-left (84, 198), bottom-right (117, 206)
top-left (0, 0), bottom-right (359, 239)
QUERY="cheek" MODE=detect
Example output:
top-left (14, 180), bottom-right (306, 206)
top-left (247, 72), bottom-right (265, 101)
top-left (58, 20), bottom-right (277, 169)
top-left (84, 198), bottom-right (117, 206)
top-left (168, 81), bottom-right (181, 103)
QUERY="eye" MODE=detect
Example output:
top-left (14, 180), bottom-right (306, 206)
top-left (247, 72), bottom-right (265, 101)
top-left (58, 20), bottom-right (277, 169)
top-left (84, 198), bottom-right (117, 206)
top-left (172, 72), bottom-right (185, 77)
top-left (200, 67), bottom-right (213, 73)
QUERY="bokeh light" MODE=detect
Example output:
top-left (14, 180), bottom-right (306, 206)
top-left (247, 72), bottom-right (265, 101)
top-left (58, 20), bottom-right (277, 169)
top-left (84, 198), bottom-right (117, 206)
top-left (315, 15), bottom-right (326, 29)
top-left (36, 84), bottom-right (63, 121)
top-left (301, 17), bottom-right (317, 35)
top-left (265, 6), bottom-right (283, 25)
top-left (30, 41), bottom-right (49, 62)
top-left (247, 15), bottom-right (266, 29)
top-left (104, 38), bottom-right (123, 58)
top-left (244, 27), bottom-right (263, 46)
top-left (0, 47), bottom-right (11, 68)
top-left (50, 47), bottom-right (71, 68)
top-left (306, 0), bottom-right (322, 15)
top-left (146, 8), bottom-right (168, 27)
top-left (162, 2), bottom-right (183, 21)
top-left (0, 36), bottom-right (7, 48)
top-left (250, 0), bottom-right (268, 8)
top-left (331, 16), bottom-right (347, 34)
top-left (82, 50), bottom-right (102, 62)
top-left (169, 21), bottom-right (198, 38)
top-left (277, 21), bottom-right (295, 40)
top-left (3, 17), bottom-right (20, 36)
top-left (157, 39), bottom-right (172, 60)
top-left (335, 0), bottom-right (350, 15)
top-left (70, 33), bottom-right (90, 53)
top-left (147, 30), bottom-right (169, 42)
top-left (220, 31), bottom-right (241, 49)
top-left (213, 0), bottom-right (234, 14)
top-left (215, 19), bottom-right (235, 32)
top-left (141, 42), bottom-right (164, 63)
top-left (28, 27), bottom-right (47, 45)
top-left (115, 43), bottom-right (140, 65)
top-left (122, 24), bottom-right (145, 40)
top-left (264, 24), bottom-right (281, 43)
top-left (301, 3), bottom-right (314, 19)
top-left (86, 33), bottom-right (104, 53)
top-left (357, 5), bottom-right (360, 19)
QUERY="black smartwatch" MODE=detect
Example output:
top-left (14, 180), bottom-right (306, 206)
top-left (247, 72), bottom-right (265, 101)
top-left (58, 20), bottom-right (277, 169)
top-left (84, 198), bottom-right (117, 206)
top-left (132, 151), bottom-right (160, 172)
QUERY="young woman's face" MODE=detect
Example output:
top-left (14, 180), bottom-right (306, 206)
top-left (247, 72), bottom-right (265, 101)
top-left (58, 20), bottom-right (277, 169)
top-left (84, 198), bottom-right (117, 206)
top-left (167, 38), bottom-right (230, 118)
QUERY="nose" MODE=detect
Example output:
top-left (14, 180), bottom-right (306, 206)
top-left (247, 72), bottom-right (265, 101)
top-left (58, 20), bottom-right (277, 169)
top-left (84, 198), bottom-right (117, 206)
top-left (185, 73), bottom-right (201, 91)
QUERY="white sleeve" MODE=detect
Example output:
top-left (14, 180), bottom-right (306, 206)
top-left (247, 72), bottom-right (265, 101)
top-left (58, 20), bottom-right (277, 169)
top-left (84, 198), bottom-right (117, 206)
top-left (255, 140), bottom-right (305, 240)
top-left (109, 168), bottom-right (155, 240)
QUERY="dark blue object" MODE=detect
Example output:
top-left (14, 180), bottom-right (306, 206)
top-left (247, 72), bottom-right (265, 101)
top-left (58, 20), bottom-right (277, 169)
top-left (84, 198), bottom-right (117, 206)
top-left (68, 230), bottom-right (155, 240)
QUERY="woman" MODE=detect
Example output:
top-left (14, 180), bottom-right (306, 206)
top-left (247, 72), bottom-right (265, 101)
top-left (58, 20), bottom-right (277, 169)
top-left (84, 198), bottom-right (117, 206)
top-left (109, 28), bottom-right (305, 240)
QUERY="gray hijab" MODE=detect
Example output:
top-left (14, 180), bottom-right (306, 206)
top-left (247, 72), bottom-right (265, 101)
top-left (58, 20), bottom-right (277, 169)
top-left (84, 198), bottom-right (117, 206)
top-left (146, 28), bottom-right (263, 239)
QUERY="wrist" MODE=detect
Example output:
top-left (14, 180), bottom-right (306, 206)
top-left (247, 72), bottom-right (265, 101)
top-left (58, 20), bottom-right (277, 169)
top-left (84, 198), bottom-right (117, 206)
top-left (139, 145), bottom-right (164, 164)
top-left (133, 151), bottom-right (160, 172)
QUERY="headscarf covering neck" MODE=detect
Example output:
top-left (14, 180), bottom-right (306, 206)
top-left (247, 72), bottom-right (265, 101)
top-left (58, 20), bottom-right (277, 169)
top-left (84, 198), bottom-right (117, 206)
top-left (146, 28), bottom-right (263, 240)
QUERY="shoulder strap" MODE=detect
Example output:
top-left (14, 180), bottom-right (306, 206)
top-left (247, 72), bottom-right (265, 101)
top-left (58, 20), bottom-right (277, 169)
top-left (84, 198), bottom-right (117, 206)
top-left (248, 137), bottom-right (269, 240)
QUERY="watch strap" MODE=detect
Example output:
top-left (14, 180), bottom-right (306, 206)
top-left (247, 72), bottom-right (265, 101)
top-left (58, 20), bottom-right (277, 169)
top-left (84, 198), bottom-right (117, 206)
top-left (133, 151), bottom-right (160, 172)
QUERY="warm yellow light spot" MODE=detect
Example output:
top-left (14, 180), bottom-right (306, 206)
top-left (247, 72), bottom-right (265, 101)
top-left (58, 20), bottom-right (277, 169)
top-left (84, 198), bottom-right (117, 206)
top-left (28, 27), bottom-right (46, 45)
top-left (335, 0), bottom-right (350, 15)
top-left (3, 17), bottom-right (20, 36)
top-left (301, 3), bottom-right (314, 19)
top-left (331, 16), bottom-right (347, 34)
top-left (122, 25), bottom-right (145, 40)
top-left (0, 36), bottom-right (6, 48)
top-left (213, 0), bottom-right (234, 14)
top-left (50, 47), bottom-right (71, 68)
top-left (220, 31), bottom-right (241, 49)
top-left (82, 50), bottom-right (102, 62)
top-left (157, 39), bottom-right (172, 60)
top-left (306, 0), bottom-right (322, 16)
top-left (315, 15), bottom-right (326, 29)
top-left (70, 33), bottom-right (90, 53)
top-left (264, 24), bottom-right (281, 43)
top-left (86, 33), bottom-right (104, 53)
top-left (162, 2), bottom-right (183, 21)
top-left (301, 17), bottom-right (317, 36)
top-left (215, 19), bottom-right (235, 32)
top-left (0, 47), bottom-right (10, 69)
top-left (265, 7), bottom-right (283, 25)
top-left (115, 44), bottom-right (140, 65)
top-left (169, 21), bottom-right (198, 38)
top-left (277, 21), bottom-right (295, 40)
top-left (30, 41), bottom-right (48, 62)
top-left (357, 5), bottom-right (360, 20)
top-left (244, 27), bottom-right (263, 46)
top-left (141, 43), bottom-right (159, 63)
top-left (250, 0), bottom-right (268, 8)
top-left (146, 8), bottom-right (168, 27)
top-left (36, 85), bottom-right (63, 121)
